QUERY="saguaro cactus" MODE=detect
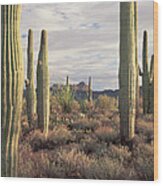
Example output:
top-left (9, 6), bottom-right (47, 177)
top-left (37, 30), bottom-right (50, 138)
top-left (142, 31), bottom-right (149, 114)
top-left (149, 55), bottom-right (154, 113)
top-left (119, 2), bottom-right (137, 143)
top-left (66, 75), bottom-right (69, 87)
top-left (134, 2), bottom-right (139, 116)
top-left (1, 5), bottom-right (24, 177)
top-left (88, 76), bottom-right (92, 102)
top-left (26, 29), bottom-right (36, 127)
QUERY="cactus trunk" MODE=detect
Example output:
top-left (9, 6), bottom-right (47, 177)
top-left (88, 76), bottom-right (92, 102)
top-left (119, 2), bottom-right (137, 142)
top-left (149, 55), bottom-right (154, 113)
top-left (66, 76), bottom-right (69, 87)
top-left (1, 5), bottom-right (24, 177)
top-left (26, 29), bottom-right (36, 127)
top-left (134, 2), bottom-right (139, 117)
top-left (142, 31), bottom-right (150, 114)
top-left (37, 30), bottom-right (49, 138)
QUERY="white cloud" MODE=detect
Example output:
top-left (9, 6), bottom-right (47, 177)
top-left (21, 1), bottom-right (154, 90)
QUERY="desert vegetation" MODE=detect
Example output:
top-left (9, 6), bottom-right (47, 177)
top-left (1, 2), bottom-right (154, 180)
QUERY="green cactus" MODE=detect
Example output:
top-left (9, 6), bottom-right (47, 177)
top-left (26, 29), bottom-right (36, 127)
top-left (88, 76), bottom-right (92, 102)
top-left (37, 30), bottom-right (50, 138)
top-left (66, 75), bottom-right (69, 87)
top-left (142, 31), bottom-right (150, 114)
top-left (119, 2), bottom-right (137, 143)
top-left (1, 5), bottom-right (24, 177)
top-left (149, 55), bottom-right (154, 113)
top-left (134, 2), bottom-right (139, 117)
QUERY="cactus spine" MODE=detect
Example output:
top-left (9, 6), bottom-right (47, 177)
top-left (37, 30), bottom-right (50, 138)
top-left (1, 5), bottom-right (24, 177)
top-left (119, 2), bottom-right (137, 142)
top-left (88, 76), bottom-right (92, 102)
top-left (26, 29), bottom-right (36, 126)
top-left (142, 31), bottom-right (149, 114)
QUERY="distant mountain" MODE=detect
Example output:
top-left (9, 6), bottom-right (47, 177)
top-left (50, 81), bottom-right (119, 100)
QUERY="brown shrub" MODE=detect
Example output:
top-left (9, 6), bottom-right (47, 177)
top-left (69, 118), bottom-right (99, 132)
top-left (132, 143), bottom-right (154, 180)
top-left (79, 138), bottom-right (107, 156)
top-left (136, 116), bottom-right (154, 143)
top-left (95, 95), bottom-right (117, 112)
top-left (48, 125), bottom-right (74, 146)
top-left (95, 126), bottom-right (118, 143)
top-left (30, 130), bottom-right (46, 151)
top-left (85, 156), bottom-right (134, 180)
top-left (47, 149), bottom-right (95, 178)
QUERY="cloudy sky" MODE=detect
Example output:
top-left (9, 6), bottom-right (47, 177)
top-left (21, 1), bottom-right (154, 91)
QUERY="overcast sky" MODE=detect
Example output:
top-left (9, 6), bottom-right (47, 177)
top-left (21, 1), bottom-right (154, 91)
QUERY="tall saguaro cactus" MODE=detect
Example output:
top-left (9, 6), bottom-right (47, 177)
top-left (142, 31), bottom-right (150, 114)
top-left (134, 2), bottom-right (139, 116)
top-left (1, 5), bottom-right (24, 177)
top-left (88, 76), bottom-right (92, 102)
top-left (26, 29), bottom-right (36, 126)
top-left (119, 2), bottom-right (137, 143)
top-left (149, 55), bottom-right (154, 113)
top-left (37, 30), bottom-right (50, 138)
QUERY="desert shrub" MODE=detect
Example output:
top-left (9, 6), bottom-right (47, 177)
top-left (132, 143), bottom-right (154, 180)
top-left (50, 95), bottom-right (62, 113)
top-left (85, 156), bottom-right (129, 180)
top-left (80, 138), bottom-right (107, 156)
top-left (95, 126), bottom-right (118, 144)
top-left (30, 126), bottom-right (74, 151)
top-left (136, 117), bottom-right (153, 143)
top-left (18, 143), bottom-right (50, 177)
top-left (71, 100), bottom-right (80, 113)
top-left (68, 118), bottom-right (99, 132)
top-left (30, 130), bottom-right (46, 151)
top-left (107, 144), bottom-right (131, 163)
top-left (56, 86), bottom-right (74, 113)
top-left (47, 149), bottom-right (95, 178)
top-left (48, 125), bottom-right (74, 147)
top-left (80, 99), bottom-right (93, 114)
top-left (95, 95), bottom-right (117, 111)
